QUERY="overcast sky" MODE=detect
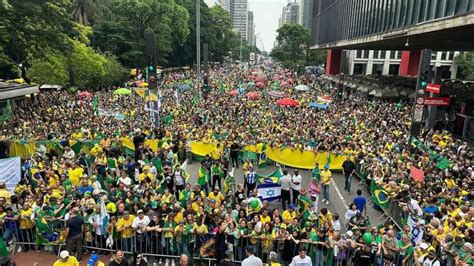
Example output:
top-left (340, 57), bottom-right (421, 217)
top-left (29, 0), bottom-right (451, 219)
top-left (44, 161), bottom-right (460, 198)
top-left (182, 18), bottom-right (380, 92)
top-left (249, 0), bottom-right (287, 52)
top-left (205, 0), bottom-right (287, 52)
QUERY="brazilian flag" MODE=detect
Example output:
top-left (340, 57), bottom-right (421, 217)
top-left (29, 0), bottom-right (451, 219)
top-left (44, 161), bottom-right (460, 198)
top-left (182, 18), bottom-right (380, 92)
top-left (256, 168), bottom-right (283, 184)
top-left (297, 194), bottom-right (312, 214)
top-left (373, 189), bottom-right (389, 209)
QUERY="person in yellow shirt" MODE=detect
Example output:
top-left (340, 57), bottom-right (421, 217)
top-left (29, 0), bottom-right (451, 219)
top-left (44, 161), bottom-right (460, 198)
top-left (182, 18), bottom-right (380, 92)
top-left (207, 187), bottom-right (224, 205)
top-left (138, 166), bottom-right (153, 182)
top-left (320, 165), bottom-right (332, 204)
top-left (259, 209), bottom-right (271, 224)
top-left (116, 211), bottom-right (135, 252)
top-left (53, 250), bottom-right (79, 266)
top-left (68, 163), bottom-right (84, 186)
top-left (282, 204), bottom-right (297, 224)
top-left (19, 202), bottom-right (34, 252)
top-left (210, 143), bottom-right (223, 161)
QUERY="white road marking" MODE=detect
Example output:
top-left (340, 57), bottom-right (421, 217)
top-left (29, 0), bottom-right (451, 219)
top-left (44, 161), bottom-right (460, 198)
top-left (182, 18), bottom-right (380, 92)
top-left (331, 178), bottom-right (349, 210)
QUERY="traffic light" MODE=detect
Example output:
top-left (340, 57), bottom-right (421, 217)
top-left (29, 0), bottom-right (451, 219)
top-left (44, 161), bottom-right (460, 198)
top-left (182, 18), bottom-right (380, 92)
top-left (420, 70), bottom-right (429, 88)
top-left (148, 56), bottom-right (156, 77)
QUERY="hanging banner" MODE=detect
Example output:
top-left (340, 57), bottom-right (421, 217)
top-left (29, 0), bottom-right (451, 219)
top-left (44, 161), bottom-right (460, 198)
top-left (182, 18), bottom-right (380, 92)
top-left (145, 89), bottom-right (160, 128)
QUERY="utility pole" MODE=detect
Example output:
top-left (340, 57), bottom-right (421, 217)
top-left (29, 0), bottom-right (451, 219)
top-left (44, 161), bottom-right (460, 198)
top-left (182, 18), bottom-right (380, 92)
top-left (196, 0), bottom-right (201, 96)
top-left (239, 34), bottom-right (243, 63)
top-left (410, 49), bottom-right (432, 138)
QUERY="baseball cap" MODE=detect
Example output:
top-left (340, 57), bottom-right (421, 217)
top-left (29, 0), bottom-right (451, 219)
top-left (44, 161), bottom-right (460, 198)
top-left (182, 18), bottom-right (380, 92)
top-left (137, 209), bottom-right (144, 214)
top-left (280, 223), bottom-right (287, 229)
top-left (288, 204), bottom-right (295, 209)
top-left (420, 243), bottom-right (428, 250)
top-left (87, 254), bottom-right (99, 265)
top-left (60, 250), bottom-right (69, 259)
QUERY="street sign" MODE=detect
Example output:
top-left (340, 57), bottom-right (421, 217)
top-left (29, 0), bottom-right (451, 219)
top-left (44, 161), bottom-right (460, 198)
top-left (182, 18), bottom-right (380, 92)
top-left (423, 97), bottom-right (451, 106)
top-left (426, 83), bottom-right (441, 94)
top-left (413, 104), bottom-right (424, 122)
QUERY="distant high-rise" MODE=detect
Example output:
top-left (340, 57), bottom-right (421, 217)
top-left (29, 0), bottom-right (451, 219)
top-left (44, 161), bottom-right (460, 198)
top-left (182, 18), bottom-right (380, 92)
top-left (218, 0), bottom-right (249, 41)
top-left (279, 0), bottom-right (299, 27)
top-left (298, 0), bottom-right (312, 28)
top-left (218, 0), bottom-right (231, 13)
top-left (247, 11), bottom-right (256, 46)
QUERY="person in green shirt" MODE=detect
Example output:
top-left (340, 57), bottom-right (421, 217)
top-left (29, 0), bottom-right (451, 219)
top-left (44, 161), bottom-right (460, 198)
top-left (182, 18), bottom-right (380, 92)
top-left (399, 234), bottom-right (414, 265)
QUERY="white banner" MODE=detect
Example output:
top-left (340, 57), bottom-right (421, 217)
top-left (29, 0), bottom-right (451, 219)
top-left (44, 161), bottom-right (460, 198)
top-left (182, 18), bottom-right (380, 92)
top-left (0, 157), bottom-right (21, 192)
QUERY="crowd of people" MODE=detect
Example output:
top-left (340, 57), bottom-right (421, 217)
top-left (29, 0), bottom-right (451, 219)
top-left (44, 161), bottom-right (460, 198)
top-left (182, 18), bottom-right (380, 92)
top-left (0, 65), bottom-right (472, 266)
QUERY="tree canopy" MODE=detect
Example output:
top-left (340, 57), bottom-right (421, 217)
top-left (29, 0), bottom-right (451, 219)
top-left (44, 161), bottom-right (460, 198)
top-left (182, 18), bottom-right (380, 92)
top-left (0, 0), bottom-right (244, 88)
top-left (270, 23), bottom-right (326, 71)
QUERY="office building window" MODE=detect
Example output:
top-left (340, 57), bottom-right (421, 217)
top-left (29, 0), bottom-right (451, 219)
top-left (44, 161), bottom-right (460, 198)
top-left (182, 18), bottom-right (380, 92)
top-left (363, 50), bottom-right (369, 59)
top-left (396, 51), bottom-right (402, 59)
top-left (448, 52), bottom-right (454, 61)
top-left (356, 50), bottom-right (362, 58)
top-left (441, 52), bottom-right (447, 61)
top-left (389, 51), bottom-right (396, 59)
top-left (431, 52), bottom-right (438, 60)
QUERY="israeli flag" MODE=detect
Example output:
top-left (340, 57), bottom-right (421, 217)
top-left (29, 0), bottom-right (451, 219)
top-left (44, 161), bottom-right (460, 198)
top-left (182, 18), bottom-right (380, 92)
top-left (257, 183), bottom-right (281, 202)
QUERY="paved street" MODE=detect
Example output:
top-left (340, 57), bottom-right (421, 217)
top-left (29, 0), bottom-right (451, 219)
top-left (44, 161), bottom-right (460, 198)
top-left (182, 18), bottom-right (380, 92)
top-left (183, 159), bottom-right (382, 231)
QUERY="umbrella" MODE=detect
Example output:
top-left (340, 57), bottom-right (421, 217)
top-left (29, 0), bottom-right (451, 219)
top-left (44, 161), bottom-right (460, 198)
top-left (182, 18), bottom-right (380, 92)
top-left (256, 82), bottom-right (265, 88)
top-left (247, 81), bottom-right (255, 86)
top-left (276, 98), bottom-right (299, 106)
top-left (287, 78), bottom-right (294, 84)
top-left (113, 88), bottom-right (132, 95)
top-left (317, 96), bottom-right (332, 103)
top-left (295, 85), bottom-right (309, 92)
top-left (280, 81), bottom-right (289, 87)
top-left (309, 102), bottom-right (329, 109)
top-left (267, 90), bottom-right (287, 98)
top-left (228, 90), bottom-right (238, 96)
top-left (255, 76), bottom-right (266, 82)
top-left (176, 84), bottom-right (191, 91)
top-left (246, 92), bottom-right (260, 99)
top-left (77, 91), bottom-right (93, 99)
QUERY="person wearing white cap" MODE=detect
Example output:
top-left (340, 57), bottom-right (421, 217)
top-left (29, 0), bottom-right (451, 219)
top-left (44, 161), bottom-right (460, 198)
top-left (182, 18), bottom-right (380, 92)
top-left (53, 250), bottom-right (79, 266)
top-left (132, 209), bottom-right (150, 254)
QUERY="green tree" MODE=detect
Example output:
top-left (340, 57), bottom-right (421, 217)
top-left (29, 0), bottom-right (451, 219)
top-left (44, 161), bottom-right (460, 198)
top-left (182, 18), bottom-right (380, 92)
top-left (270, 24), bottom-right (310, 71)
top-left (29, 41), bottom-right (127, 89)
top-left (455, 52), bottom-right (474, 79)
top-left (0, 0), bottom-right (78, 83)
top-left (72, 0), bottom-right (96, 26)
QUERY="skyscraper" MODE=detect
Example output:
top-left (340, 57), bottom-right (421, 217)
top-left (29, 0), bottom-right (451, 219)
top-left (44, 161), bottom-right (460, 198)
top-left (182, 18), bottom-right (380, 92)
top-left (279, 0), bottom-right (299, 26)
top-left (298, 0), bottom-right (312, 28)
top-left (218, 0), bottom-right (249, 42)
top-left (247, 11), bottom-right (256, 47)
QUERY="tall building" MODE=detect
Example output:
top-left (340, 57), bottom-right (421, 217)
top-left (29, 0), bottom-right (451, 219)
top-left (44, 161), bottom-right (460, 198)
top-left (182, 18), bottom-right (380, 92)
top-left (218, 0), bottom-right (249, 42)
top-left (279, 1), bottom-right (299, 27)
top-left (218, 0), bottom-right (231, 13)
top-left (247, 11), bottom-right (256, 47)
top-left (205, 0), bottom-right (217, 7)
top-left (298, 0), bottom-right (312, 28)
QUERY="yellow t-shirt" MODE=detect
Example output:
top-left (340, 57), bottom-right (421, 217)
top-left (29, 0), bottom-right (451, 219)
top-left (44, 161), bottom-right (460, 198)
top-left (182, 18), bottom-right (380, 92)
top-left (138, 172), bottom-right (153, 182)
top-left (68, 167), bottom-right (84, 186)
top-left (53, 256), bottom-right (80, 266)
top-left (282, 210), bottom-right (296, 223)
top-left (193, 224), bottom-right (208, 235)
top-left (320, 170), bottom-right (332, 185)
top-left (19, 208), bottom-right (34, 229)
top-left (207, 192), bottom-right (224, 205)
top-left (117, 215), bottom-right (135, 238)
top-left (260, 215), bottom-right (271, 225)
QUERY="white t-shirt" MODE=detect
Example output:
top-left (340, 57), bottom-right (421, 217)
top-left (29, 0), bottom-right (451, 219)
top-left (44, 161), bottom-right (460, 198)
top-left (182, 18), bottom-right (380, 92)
top-left (132, 215), bottom-right (150, 234)
top-left (279, 175), bottom-right (292, 191)
top-left (418, 256), bottom-right (440, 266)
top-left (290, 255), bottom-right (312, 266)
top-left (291, 175), bottom-right (302, 191)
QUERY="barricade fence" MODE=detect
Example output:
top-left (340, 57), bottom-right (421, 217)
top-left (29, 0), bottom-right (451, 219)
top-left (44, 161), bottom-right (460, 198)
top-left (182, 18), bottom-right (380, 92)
top-left (7, 217), bottom-right (418, 266)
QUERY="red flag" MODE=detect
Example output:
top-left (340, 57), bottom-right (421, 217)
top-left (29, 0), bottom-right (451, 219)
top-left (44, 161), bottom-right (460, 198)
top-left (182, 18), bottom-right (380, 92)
top-left (410, 166), bottom-right (425, 182)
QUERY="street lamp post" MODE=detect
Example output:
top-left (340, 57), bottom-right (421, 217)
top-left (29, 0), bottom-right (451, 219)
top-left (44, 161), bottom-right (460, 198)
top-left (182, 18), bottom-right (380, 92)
top-left (196, 0), bottom-right (201, 96)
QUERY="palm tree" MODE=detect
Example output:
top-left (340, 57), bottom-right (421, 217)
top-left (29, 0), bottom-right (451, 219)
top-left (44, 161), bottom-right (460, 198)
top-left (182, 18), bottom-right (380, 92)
top-left (72, 0), bottom-right (96, 25)
top-left (0, 0), bottom-right (11, 10)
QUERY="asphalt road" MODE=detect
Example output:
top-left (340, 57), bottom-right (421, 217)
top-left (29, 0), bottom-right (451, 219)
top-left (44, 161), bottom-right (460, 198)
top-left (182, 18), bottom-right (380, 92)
top-left (183, 159), bottom-right (383, 231)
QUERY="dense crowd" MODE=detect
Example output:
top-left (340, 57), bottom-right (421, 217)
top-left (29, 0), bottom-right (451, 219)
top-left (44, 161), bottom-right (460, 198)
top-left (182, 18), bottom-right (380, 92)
top-left (0, 66), bottom-right (472, 266)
